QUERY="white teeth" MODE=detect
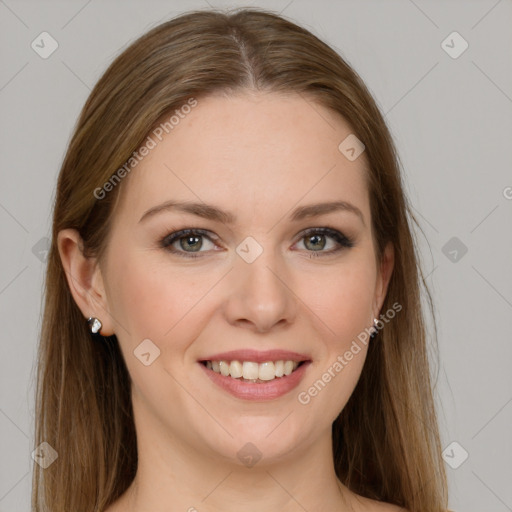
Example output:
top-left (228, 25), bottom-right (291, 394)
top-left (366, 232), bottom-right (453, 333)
top-left (230, 360), bottom-right (243, 378)
top-left (283, 360), bottom-right (294, 375)
top-left (258, 362), bottom-right (275, 381)
top-left (205, 359), bottom-right (303, 381)
top-left (242, 361), bottom-right (259, 380)
top-left (219, 361), bottom-right (230, 376)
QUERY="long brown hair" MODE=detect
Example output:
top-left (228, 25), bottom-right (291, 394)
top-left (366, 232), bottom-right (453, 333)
top-left (33, 8), bottom-right (448, 511)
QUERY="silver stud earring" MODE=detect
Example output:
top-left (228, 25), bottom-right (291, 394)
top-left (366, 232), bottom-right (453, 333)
top-left (87, 317), bottom-right (102, 334)
top-left (370, 318), bottom-right (379, 339)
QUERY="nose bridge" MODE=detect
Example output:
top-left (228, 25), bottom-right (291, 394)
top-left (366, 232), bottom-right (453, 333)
top-left (223, 238), bottom-right (297, 332)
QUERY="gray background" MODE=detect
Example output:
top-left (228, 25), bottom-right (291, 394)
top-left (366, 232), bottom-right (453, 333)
top-left (1, 0), bottom-right (511, 510)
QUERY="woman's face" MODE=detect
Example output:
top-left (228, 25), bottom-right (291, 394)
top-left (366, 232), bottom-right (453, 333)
top-left (96, 91), bottom-right (393, 465)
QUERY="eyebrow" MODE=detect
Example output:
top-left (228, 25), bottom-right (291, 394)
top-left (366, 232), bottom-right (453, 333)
top-left (138, 199), bottom-right (365, 226)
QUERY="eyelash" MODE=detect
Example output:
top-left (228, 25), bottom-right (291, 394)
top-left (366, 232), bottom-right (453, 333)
top-left (159, 227), bottom-right (355, 259)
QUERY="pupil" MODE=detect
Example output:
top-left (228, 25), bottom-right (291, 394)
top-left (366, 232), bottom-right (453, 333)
top-left (306, 234), bottom-right (325, 251)
top-left (181, 235), bottom-right (202, 251)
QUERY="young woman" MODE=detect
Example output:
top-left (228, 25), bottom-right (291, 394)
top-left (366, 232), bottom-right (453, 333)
top-left (33, 8), bottom-right (449, 512)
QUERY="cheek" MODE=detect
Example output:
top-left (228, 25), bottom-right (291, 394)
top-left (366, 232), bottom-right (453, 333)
top-left (302, 257), bottom-right (376, 416)
top-left (106, 249), bottom-right (216, 348)
top-left (297, 336), bottom-right (369, 425)
top-left (299, 257), bottom-right (376, 344)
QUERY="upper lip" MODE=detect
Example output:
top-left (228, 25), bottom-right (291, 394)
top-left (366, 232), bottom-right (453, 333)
top-left (199, 349), bottom-right (311, 364)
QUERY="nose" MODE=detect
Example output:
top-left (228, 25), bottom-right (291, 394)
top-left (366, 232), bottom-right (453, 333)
top-left (222, 246), bottom-right (297, 334)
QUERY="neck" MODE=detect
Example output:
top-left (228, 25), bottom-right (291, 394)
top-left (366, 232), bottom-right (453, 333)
top-left (114, 404), bottom-right (354, 512)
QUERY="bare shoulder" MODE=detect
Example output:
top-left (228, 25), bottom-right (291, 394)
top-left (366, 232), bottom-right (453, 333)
top-left (363, 500), bottom-right (407, 512)
top-left (351, 494), bottom-right (452, 512)
top-left (347, 492), bottom-right (408, 512)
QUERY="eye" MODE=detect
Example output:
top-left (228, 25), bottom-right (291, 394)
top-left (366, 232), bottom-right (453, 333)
top-left (293, 227), bottom-right (354, 258)
top-left (160, 226), bottom-right (355, 260)
top-left (160, 229), bottom-right (219, 258)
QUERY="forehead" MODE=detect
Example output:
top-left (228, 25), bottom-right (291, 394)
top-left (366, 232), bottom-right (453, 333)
top-left (115, 91), bottom-right (370, 228)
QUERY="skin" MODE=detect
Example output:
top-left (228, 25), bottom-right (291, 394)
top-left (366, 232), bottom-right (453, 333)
top-left (58, 91), bottom-right (401, 512)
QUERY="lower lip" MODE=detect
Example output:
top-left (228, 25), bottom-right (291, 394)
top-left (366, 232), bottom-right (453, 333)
top-left (199, 362), bottom-right (311, 401)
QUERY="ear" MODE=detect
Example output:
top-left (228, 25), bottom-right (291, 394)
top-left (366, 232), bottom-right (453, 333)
top-left (373, 241), bottom-right (395, 317)
top-left (57, 228), bottom-right (115, 336)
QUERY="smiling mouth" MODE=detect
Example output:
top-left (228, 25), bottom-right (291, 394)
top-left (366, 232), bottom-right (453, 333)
top-left (200, 360), bottom-right (307, 383)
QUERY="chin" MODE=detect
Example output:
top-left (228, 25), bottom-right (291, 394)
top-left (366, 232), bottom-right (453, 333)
top-left (198, 414), bottom-right (311, 467)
